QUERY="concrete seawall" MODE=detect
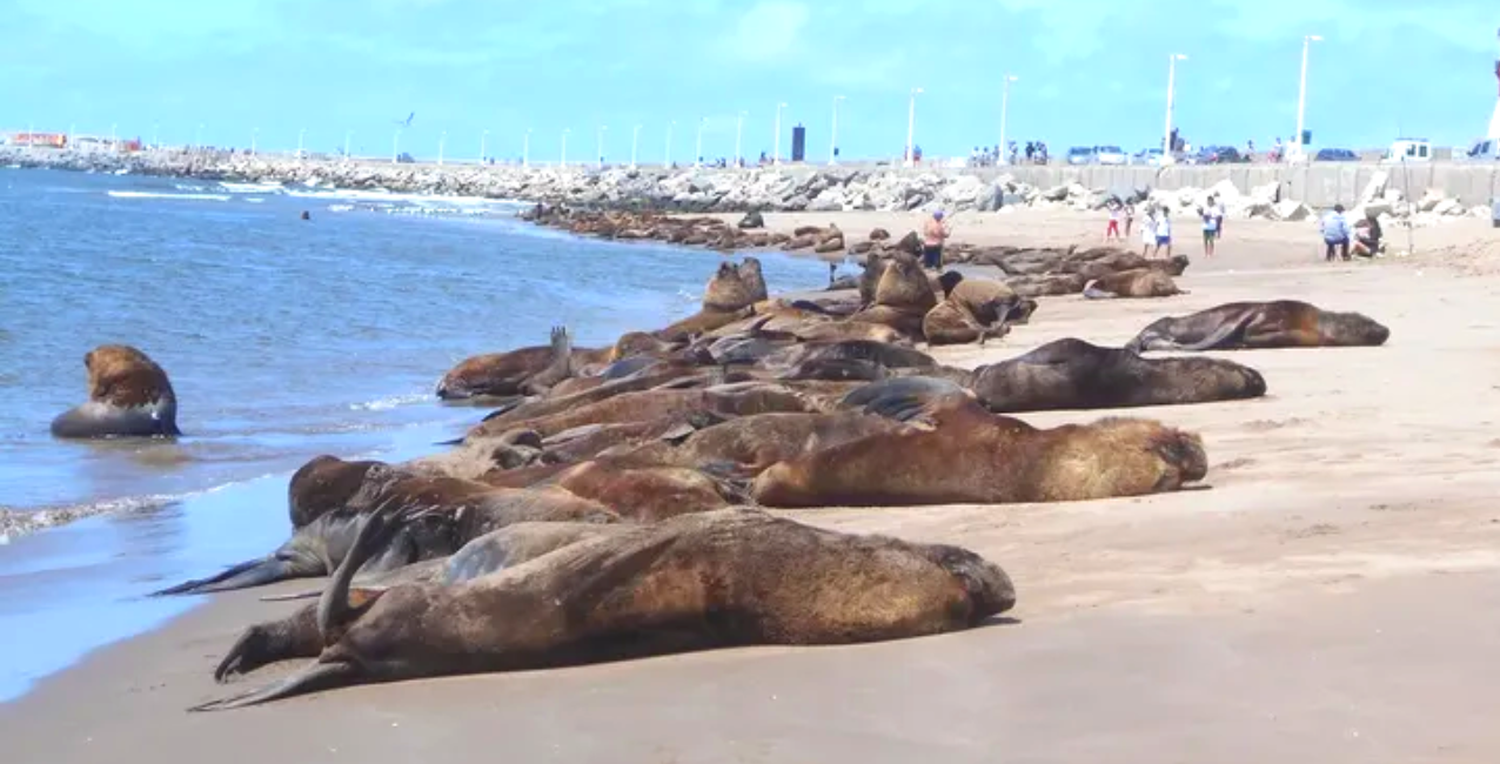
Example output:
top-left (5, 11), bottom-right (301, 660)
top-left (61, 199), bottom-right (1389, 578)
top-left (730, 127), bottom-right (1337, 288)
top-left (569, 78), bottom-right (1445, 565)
top-left (975, 163), bottom-right (1500, 207)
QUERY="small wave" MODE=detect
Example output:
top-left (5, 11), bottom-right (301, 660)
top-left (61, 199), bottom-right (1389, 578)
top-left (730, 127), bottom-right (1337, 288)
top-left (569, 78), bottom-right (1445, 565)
top-left (174, 183), bottom-right (208, 192)
top-left (349, 392), bottom-right (430, 411)
top-left (220, 181), bottom-right (285, 194)
top-left (0, 482), bottom-right (246, 544)
top-left (245, 197), bottom-right (266, 204)
top-left (285, 187), bottom-right (513, 207)
top-left (107, 190), bottom-right (231, 202)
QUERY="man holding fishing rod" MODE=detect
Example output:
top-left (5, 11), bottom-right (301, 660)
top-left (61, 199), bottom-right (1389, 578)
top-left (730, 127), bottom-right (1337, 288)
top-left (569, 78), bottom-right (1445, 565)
top-left (922, 209), bottom-right (954, 270)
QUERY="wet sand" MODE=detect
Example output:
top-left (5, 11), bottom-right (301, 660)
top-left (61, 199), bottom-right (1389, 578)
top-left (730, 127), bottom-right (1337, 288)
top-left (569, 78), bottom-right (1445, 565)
top-left (5, 210), bottom-right (1500, 763)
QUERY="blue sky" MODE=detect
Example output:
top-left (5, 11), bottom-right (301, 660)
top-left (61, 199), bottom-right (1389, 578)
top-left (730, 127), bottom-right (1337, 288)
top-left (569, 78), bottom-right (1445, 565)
top-left (3, 0), bottom-right (1498, 162)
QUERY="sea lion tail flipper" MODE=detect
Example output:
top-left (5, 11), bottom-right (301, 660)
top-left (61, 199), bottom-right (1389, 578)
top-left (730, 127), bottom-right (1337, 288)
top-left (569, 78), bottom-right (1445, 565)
top-left (317, 498), bottom-right (433, 640)
top-left (150, 555), bottom-right (308, 597)
top-left (433, 436), bottom-right (465, 447)
top-left (189, 661), bottom-right (359, 712)
top-left (1081, 279), bottom-right (1115, 300)
top-left (1177, 313), bottom-right (1254, 352)
top-left (480, 396), bottom-right (532, 422)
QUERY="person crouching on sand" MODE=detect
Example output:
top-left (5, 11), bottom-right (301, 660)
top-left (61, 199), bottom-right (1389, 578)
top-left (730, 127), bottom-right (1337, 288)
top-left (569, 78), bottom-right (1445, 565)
top-left (921, 210), bottom-right (951, 270)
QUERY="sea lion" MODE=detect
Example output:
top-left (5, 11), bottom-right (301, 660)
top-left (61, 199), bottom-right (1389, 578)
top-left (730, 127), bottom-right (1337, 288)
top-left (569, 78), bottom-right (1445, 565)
top-left (467, 383), bottom-right (819, 440)
top-left (1067, 252), bottom-right (1191, 280)
top-left (701, 260), bottom-right (759, 313)
top-left (963, 338), bottom-right (1267, 412)
top-left (749, 394), bottom-right (1207, 507)
top-left (1125, 300), bottom-right (1392, 353)
top-left (190, 506), bottom-right (1015, 711)
top-left (287, 455), bottom-right (386, 529)
top-left (50, 344), bottom-right (181, 439)
top-left (436, 327), bottom-right (602, 400)
top-left (923, 274), bottom-right (1037, 346)
top-left (547, 461), bottom-right (737, 521)
top-left (849, 252), bottom-right (939, 338)
top-left (152, 466), bottom-right (619, 596)
top-left (1004, 273), bottom-right (1088, 298)
top-left (1082, 269), bottom-right (1186, 300)
top-left (736, 256), bottom-right (769, 304)
top-left (215, 521), bottom-right (629, 680)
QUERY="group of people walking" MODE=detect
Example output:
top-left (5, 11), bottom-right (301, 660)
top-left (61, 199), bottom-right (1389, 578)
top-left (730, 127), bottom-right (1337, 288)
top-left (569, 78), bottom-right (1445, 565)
top-left (1104, 196), bottom-right (1225, 259)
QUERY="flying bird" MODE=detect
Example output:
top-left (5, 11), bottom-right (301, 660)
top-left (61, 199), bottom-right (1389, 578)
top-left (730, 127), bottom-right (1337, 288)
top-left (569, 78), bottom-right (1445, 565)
top-left (394, 112), bottom-right (415, 127)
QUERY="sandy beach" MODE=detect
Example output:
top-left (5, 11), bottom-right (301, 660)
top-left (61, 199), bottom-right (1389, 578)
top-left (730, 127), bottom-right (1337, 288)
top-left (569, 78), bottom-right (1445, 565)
top-left (6, 207), bottom-right (1500, 763)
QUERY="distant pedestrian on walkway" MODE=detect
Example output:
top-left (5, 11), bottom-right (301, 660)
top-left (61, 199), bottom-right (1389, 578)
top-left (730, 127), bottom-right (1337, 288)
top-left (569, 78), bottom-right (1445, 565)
top-left (1321, 204), bottom-right (1351, 261)
top-left (922, 210), bottom-right (951, 270)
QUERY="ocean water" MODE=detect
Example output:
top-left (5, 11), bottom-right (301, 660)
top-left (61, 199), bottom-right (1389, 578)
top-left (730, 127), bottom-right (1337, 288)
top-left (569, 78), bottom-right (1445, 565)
top-left (0, 167), bottom-right (831, 701)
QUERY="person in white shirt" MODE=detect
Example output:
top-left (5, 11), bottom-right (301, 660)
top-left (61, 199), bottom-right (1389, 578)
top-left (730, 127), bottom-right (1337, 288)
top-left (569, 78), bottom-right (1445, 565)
top-left (1153, 209), bottom-right (1174, 258)
top-left (1139, 207), bottom-right (1158, 257)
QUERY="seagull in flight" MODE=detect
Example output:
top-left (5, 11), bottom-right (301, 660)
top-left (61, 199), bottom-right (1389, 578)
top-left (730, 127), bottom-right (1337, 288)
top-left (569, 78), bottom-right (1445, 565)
top-left (394, 112), bottom-right (415, 127)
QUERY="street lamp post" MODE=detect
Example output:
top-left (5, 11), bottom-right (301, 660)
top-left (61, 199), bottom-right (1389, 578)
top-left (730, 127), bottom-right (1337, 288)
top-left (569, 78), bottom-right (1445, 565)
top-left (195, 123), bottom-right (204, 148)
top-left (560, 128), bottom-right (570, 168)
top-left (829, 95), bottom-right (845, 165)
top-left (392, 129), bottom-right (401, 164)
top-left (523, 129), bottom-right (531, 168)
top-left (773, 102), bottom-right (787, 166)
top-left (151, 122), bottom-right (158, 149)
top-left (1293, 34), bottom-right (1323, 163)
top-left (111, 123), bottom-right (119, 147)
top-left (665, 120), bottom-right (676, 167)
top-left (480, 129), bottom-right (489, 163)
top-left (734, 111), bottom-right (746, 168)
top-left (694, 117), bottom-right (707, 167)
top-left (343, 130), bottom-right (352, 161)
top-left (438, 130), bottom-right (447, 165)
top-left (297, 127), bottom-right (306, 159)
top-left (597, 125), bottom-right (608, 169)
top-left (631, 124), bottom-right (641, 169)
top-left (999, 75), bottom-right (1018, 164)
top-left (904, 87), bottom-right (923, 168)
top-left (1162, 54), bottom-right (1188, 165)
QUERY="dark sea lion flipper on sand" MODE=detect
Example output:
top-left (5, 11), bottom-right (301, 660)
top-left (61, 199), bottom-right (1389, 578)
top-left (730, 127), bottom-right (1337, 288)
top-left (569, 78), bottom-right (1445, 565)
top-left (838, 376), bottom-right (972, 425)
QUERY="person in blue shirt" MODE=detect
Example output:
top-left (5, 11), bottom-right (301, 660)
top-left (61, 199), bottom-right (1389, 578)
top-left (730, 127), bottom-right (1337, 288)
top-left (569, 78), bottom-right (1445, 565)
top-left (1321, 204), bottom-right (1351, 262)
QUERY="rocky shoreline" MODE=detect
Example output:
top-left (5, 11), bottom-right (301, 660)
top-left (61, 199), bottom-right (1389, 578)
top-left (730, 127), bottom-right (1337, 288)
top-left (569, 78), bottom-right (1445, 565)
top-left (4, 146), bottom-right (1488, 229)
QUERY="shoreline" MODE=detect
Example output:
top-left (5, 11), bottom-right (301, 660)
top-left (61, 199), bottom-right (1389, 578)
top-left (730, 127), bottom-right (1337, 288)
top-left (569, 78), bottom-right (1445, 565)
top-left (7, 231), bottom-right (1500, 758)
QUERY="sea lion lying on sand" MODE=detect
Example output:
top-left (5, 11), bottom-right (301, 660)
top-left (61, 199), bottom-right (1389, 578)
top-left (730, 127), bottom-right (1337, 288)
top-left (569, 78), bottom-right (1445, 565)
top-left (924, 273), bottom-right (1037, 346)
top-left (1125, 300), bottom-right (1391, 352)
top-left (287, 455), bottom-right (387, 528)
top-left (436, 327), bottom-right (599, 400)
top-left (152, 466), bottom-right (618, 596)
top-left (192, 505), bottom-right (1015, 711)
top-left (750, 393), bottom-right (1207, 507)
top-left (1082, 269), bottom-right (1186, 300)
top-left (51, 344), bottom-right (182, 439)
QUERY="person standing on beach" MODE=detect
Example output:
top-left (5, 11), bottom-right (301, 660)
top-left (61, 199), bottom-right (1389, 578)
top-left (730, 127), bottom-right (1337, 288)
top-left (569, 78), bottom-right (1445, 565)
top-left (1321, 204), bottom-right (1352, 262)
top-left (1199, 203), bottom-right (1217, 257)
top-left (1139, 207), bottom-right (1158, 257)
top-left (1123, 200), bottom-right (1136, 239)
top-left (922, 210), bottom-right (951, 270)
top-left (1104, 200), bottom-right (1122, 242)
top-left (1153, 209), bottom-right (1174, 258)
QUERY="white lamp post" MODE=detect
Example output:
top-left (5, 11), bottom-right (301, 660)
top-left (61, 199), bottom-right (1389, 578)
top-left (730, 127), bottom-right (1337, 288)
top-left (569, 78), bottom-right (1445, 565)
top-left (1162, 54), bottom-right (1187, 165)
top-left (296, 127), bottom-right (306, 159)
top-left (343, 130), bottom-right (352, 160)
top-left (694, 117), bottom-right (707, 167)
top-left (250, 127), bottom-right (258, 156)
top-left (904, 87), bottom-right (922, 167)
top-left (392, 129), bottom-right (401, 164)
top-left (438, 130), bottom-right (447, 165)
top-left (734, 111), bottom-right (746, 167)
top-left (150, 122), bottom-right (158, 149)
top-left (195, 123), bottom-right (204, 148)
top-left (829, 95), bottom-right (845, 165)
top-left (631, 124), bottom-right (641, 169)
top-left (773, 102), bottom-right (788, 165)
top-left (597, 125), bottom-right (607, 168)
top-left (1292, 35), bottom-right (1322, 163)
top-left (560, 128), bottom-right (569, 168)
top-left (665, 120), bottom-right (676, 166)
top-left (523, 129), bottom-right (531, 168)
top-left (480, 129), bottom-right (489, 163)
top-left (999, 75), bottom-right (1018, 164)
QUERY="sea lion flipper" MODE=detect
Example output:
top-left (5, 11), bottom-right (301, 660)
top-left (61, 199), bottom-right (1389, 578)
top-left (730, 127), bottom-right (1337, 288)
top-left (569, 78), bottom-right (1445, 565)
top-left (479, 396), bottom-right (531, 422)
top-left (151, 555), bottom-right (308, 597)
top-left (190, 661), bottom-right (359, 712)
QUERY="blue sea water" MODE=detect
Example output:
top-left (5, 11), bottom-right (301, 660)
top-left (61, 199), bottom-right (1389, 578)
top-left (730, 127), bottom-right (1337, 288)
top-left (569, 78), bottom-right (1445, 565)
top-left (0, 167), bottom-right (831, 701)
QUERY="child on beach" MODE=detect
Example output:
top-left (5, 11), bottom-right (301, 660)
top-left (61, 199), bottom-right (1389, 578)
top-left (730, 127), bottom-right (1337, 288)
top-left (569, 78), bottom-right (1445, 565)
top-left (1123, 201), bottom-right (1136, 239)
top-left (1199, 202), bottom-right (1218, 257)
top-left (1153, 210), bottom-right (1173, 258)
top-left (1139, 207), bottom-right (1158, 257)
top-left (1104, 200), bottom-right (1122, 242)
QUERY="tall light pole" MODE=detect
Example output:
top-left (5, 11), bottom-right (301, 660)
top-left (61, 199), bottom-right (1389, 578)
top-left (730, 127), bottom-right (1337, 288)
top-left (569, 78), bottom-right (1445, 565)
top-left (829, 95), bottom-right (846, 165)
top-left (296, 127), bottom-right (306, 159)
top-left (343, 130), bottom-right (352, 160)
top-left (151, 122), bottom-right (158, 149)
top-left (480, 129), bottom-right (489, 163)
top-left (596, 125), bottom-right (608, 168)
top-left (1292, 35), bottom-right (1322, 163)
top-left (438, 130), bottom-right (447, 165)
top-left (195, 122), bottom-right (204, 148)
top-left (904, 87), bottom-right (923, 168)
top-left (999, 75), bottom-right (1018, 164)
top-left (631, 124), bottom-right (641, 169)
top-left (251, 127), bottom-right (258, 156)
top-left (392, 129), bottom-right (402, 164)
top-left (665, 120), bottom-right (676, 166)
top-left (560, 128), bottom-right (569, 168)
top-left (735, 111), bottom-right (746, 168)
top-left (694, 117), bottom-right (707, 167)
top-left (773, 102), bottom-right (788, 166)
top-left (1162, 54), bottom-right (1188, 165)
top-left (523, 129), bottom-right (531, 168)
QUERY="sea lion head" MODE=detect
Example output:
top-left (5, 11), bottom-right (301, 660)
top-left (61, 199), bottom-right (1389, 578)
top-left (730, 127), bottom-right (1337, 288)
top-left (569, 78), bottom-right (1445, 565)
top-left (736, 257), bottom-right (769, 303)
top-left (873, 252), bottom-right (938, 314)
top-left (1318, 309), bottom-right (1391, 347)
top-left (936, 270), bottom-right (966, 298)
top-left (50, 344), bottom-right (181, 439)
top-left (287, 455), bottom-right (387, 528)
top-left (702, 261), bottom-right (756, 313)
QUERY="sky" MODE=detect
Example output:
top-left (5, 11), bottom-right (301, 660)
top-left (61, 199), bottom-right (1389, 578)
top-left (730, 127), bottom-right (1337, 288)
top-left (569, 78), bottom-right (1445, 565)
top-left (2, 0), bottom-right (1498, 163)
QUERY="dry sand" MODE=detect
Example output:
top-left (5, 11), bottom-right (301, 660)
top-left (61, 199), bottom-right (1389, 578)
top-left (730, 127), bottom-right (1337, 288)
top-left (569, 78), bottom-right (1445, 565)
top-left (5, 209), bottom-right (1500, 763)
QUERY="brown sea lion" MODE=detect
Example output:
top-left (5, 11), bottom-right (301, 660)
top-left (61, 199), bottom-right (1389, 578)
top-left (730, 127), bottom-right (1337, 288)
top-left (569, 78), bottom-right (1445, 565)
top-left (287, 455), bottom-right (386, 529)
top-left (849, 252), bottom-right (939, 337)
top-left (1082, 268), bottom-right (1187, 300)
top-left (962, 337), bottom-right (1267, 412)
top-left (736, 256), bottom-right (769, 304)
top-left (749, 395), bottom-right (1208, 507)
top-left (467, 383), bottom-right (819, 440)
top-left (1125, 300), bottom-right (1392, 353)
top-left (923, 273), bottom-right (1038, 346)
top-left (152, 466), bottom-right (619, 596)
top-left (216, 521), bottom-right (630, 679)
top-left (1069, 252), bottom-right (1191, 279)
top-left (50, 344), bottom-right (181, 439)
top-left (548, 462), bottom-right (736, 521)
top-left (1004, 273), bottom-right (1088, 298)
top-left (190, 506), bottom-right (1015, 711)
top-left (436, 327), bottom-right (602, 401)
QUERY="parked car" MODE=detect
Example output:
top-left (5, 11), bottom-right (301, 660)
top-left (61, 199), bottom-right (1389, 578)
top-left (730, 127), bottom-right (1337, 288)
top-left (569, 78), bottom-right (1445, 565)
top-left (1314, 148), bottom-right (1358, 162)
top-left (1462, 139), bottom-right (1500, 161)
top-left (1094, 145), bottom-right (1127, 165)
top-left (1381, 138), bottom-right (1432, 163)
top-left (1133, 148), bottom-right (1165, 166)
top-left (1190, 145), bottom-right (1245, 164)
top-left (1066, 146), bottom-right (1096, 165)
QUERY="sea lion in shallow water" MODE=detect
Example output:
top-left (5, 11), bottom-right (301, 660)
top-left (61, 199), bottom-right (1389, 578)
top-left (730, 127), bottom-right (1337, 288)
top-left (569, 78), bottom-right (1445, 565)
top-left (1081, 268), bottom-right (1186, 299)
top-left (50, 344), bottom-right (181, 439)
top-left (191, 506), bottom-right (1015, 710)
top-left (1125, 300), bottom-right (1391, 353)
top-left (750, 395), bottom-right (1207, 507)
top-left (963, 338), bottom-right (1266, 412)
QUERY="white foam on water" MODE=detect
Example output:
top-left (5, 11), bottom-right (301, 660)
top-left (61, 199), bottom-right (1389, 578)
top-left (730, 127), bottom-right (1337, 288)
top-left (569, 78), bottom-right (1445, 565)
top-left (106, 190), bottom-right (231, 202)
top-left (219, 181), bottom-right (285, 194)
top-left (349, 392), bottom-right (430, 411)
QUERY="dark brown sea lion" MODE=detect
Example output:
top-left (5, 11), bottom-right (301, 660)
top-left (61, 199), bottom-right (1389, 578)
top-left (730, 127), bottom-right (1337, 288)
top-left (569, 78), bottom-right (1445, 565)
top-left (548, 462), bottom-right (736, 521)
top-left (151, 466), bottom-right (619, 596)
top-left (217, 521), bottom-right (629, 679)
top-left (736, 256), bottom-right (769, 303)
top-left (468, 382), bottom-right (818, 441)
top-left (190, 506), bottom-right (1015, 711)
top-left (1082, 269), bottom-right (1186, 300)
top-left (849, 252), bottom-right (939, 337)
top-left (923, 274), bottom-right (1037, 346)
top-left (1004, 273), bottom-right (1088, 298)
top-left (436, 327), bottom-right (603, 400)
top-left (1125, 300), bottom-right (1392, 353)
top-left (1068, 252), bottom-right (1191, 280)
top-left (749, 394), bottom-right (1208, 507)
top-left (50, 344), bottom-right (181, 439)
top-left (287, 455), bottom-right (386, 529)
top-left (962, 337), bottom-right (1267, 412)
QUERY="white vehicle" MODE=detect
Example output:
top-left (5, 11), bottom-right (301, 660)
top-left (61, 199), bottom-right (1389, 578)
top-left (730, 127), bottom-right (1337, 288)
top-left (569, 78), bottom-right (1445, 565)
top-left (1094, 145), bottom-right (1128, 165)
top-left (1462, 138), bottom-right (1500, 161)
top-left (1381, 138), bottom-right (1432, 163)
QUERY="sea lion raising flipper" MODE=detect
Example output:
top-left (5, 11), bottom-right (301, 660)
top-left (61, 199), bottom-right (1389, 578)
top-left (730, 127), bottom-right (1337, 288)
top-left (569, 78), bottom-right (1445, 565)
top-left (1125, 300), bottom-right (1391, 352)
top-left (50, 344), bottom-right (182, 439)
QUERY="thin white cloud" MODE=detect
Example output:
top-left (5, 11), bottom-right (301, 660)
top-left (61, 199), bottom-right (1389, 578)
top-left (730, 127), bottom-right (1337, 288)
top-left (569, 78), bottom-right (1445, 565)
top-left (725, 2), bottom-right (810, 63)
